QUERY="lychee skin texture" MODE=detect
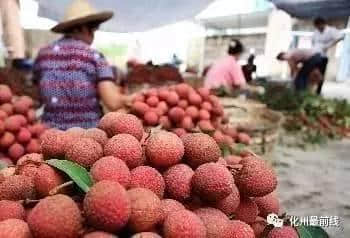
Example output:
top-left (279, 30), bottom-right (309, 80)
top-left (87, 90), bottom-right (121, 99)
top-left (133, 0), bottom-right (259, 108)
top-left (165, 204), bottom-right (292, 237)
top-left (16, 128), bottom-right (32, 143)
top-left (188, 92), bottom-right (203, 106)
top-left (166, 91), bottom-right (180, 106)
top-left (235, 157), bottom-right (277, 197)
top-left (180, 116), bottom-right (195, 130)
top-left (8, 143), bottom-right (25, 161)
top-left (84, 181), bottom-right (131, 232)
top-left (199, 109), bottom-right (210, 120)
top-left (28, 195), bottom-right (83, 238)
top-left (181, 133), bottom-right (221, 168)
top-left (99, 112), bottom-right (144, 141)
top-left (0, 200), bottom-right (25, 221)
top-left (0, 85), bottom-right (13, 103)
top-left (144, 111), bottom-right (159, 126)
top-left (132, 101), bottom-right (150, 116)
top-left (250, 217), bottom-right (267, 238)
top-left (0, 103), bottom-right (13, 115)
top-left (195, 208), bottom-right (231, 238)
top-left (34, 164), bottom-right (67, 197)
top-left (163, 164), bottom-right (194, 202)
top-left (178, 99), bottom-right (188, 109)
top-left (83, 231), bottom-right (118, 238)
top-left (130, 166), bottom-right (165, 198)
top-left (4, 116), bottom-right (22, 132)
top-left (104, 134), bottom-right (143, 169)
top-left (84, 128), bottom-right (108, 146)
top-left (41, 129), bottom-right (69, 158)
top-left (163, 209), bottom-right (206, 238)
top-left (198, 120), bottom-right (215, 132)
top-left (234, 197), bottom-right (259, 224)
top-left (267, 226), bottom-right (299, 238)
top-left (197, 87), bottom-right (210, 100)
top-left (127, 188), bottom-right (162, 232)
top-left (192, 163), bottom-right (234, 202)
top-left (172, 128), bottom-right (187, 137)
top-left (213, 184), bottom-right (240, 216)
top-left (25, 139), bottom-right (41, 154)
top-left (0, 131), bottom-right (15, 148)
top-left (90, 156), bottom-right (131, 187)
top-left (146, 96), bottom-right (159, 107)
top-left (175, 83), bottom-right (191, 98)
top-left (0, 219), bottom-right (32, 238)
top-left (159, 116), bottom-right (172, 130)
top-left (131, 232), bottom-right (162, 238)
top-left (224, 155), bottom-right (242, 165)
top-left (227, 220), bottom-right (255, 238)
top-left (16, 153), bottom-right (43, 178)
top-left (0, 175), bottom-right (36, 201)
top-left (254, 193), bottom-right (280, 218)
top-left (160, 199), bottom-right (185, 222)
top-left (146, 131), bottom-right (184, 168)
top-left (66, 138), bottom-right (103, 168)
top-left (185, 106), bottom-right (199, 119)
top-left (168, 107), bottom-right (185, 123)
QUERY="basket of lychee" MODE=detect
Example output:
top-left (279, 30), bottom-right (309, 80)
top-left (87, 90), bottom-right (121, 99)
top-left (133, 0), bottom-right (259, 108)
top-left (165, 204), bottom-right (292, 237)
top-left (0, 85), bottom-right (47, 167)
top-left (0, 112), bottom-right (325, 238)
top-left (130, 83), bottom-right (253, 146)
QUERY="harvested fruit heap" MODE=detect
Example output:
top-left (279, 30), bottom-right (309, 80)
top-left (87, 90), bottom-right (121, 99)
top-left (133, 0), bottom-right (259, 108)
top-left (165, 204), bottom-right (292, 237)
top-left (0, 84), bottom-right (47, 166)
top-left (131, 83), bottom-right (252, 146)
top-left (260, 84), bottom-right (350, 146)
top-left (0, 112), bottom-right (303, 238)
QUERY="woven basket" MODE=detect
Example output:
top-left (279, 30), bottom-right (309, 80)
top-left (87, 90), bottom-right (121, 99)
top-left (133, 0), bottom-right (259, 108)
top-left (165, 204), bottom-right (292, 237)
top-left (220, 97), bottom-right (284, 154)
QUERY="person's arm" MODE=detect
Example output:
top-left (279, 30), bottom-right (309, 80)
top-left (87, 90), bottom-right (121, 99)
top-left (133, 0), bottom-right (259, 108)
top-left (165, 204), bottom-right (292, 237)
top-left (98, 80), bottom-right (130, 111)
top-left (229, 60), bottom-right (247, 89)
top-left (95, 52), bottom-right (130, 112)
top-left (323, 28), bottom-right (345, 51)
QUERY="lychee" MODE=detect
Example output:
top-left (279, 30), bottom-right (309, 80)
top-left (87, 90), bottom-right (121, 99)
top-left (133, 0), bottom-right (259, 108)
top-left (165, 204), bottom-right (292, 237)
top-left (181, 133), bottom-right (221, 168)
top-left (163, 209), bottom-right (206, 238)
top-left (235, 157), bottom-right (277, 197)
top-left (146, 131), bottom-right (184, 168)
top-left (104, 134), bottom-right (143, 169)
top-left (127, 188), bottom-right (162, 232)
top-left (0, 200), bottom-right (25, 221)
top-left (0, 219), bottom-right (32, 238)
top-left (84, 181), bottom-right (131, 232)
top-left (98, 112), bottom-right (144, 141)
top-left (129, 166), bottom-right (165, 198)
top-left (194, 207), bottom-right (231, 238)
top-left (192, 163), bottom-right (234, 201)
top-left (66, 138), bottom-right (103, 168)
top-left (234, 197), bottom-right (259, 224)
top-left (90, 156), bottom-right (131, 187)
top-left (28, 194), bottom-right (82, 238)
top-left (163, 164), bottom-right (194, 202)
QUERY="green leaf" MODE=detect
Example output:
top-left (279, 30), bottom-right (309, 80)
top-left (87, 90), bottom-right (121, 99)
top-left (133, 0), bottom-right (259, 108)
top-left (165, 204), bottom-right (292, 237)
top-left (220, 144), bottom-right (232, 157)
top-left (297, 225), bottom-right (329, 238)
top-left (0, 161), bottom-right (7, 171)
top-left (46, 159), bottom-right (93, 193)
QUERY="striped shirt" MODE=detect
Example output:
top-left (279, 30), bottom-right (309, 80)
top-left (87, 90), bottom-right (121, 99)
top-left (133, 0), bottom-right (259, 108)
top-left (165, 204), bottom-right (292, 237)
top-left (34, 37), bottom-right (113, 130)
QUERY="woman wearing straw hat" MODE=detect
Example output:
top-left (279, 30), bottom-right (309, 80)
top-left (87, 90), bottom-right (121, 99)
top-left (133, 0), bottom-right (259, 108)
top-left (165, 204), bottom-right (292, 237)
top-left (33, 0), bottom-right (129, 130)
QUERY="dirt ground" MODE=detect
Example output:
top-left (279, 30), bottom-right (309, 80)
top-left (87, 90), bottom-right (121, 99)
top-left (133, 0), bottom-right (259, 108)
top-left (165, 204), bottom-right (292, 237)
top-left (267, 139), bottom-right (350, 238)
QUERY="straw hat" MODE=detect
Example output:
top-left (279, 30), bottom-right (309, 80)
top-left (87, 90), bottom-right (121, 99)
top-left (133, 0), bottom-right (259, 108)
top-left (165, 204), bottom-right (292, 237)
top-left (51, 0), bottom-right (113, 33)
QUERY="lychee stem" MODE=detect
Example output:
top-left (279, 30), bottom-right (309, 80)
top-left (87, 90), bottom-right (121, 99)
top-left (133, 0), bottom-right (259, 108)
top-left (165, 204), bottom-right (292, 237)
top-left (49, 181), bottom-right (74, 196)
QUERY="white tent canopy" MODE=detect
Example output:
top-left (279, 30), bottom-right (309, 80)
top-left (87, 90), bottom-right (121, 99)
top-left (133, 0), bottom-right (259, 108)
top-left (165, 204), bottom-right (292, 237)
top-left (35, 0), bottom-right (215, 32)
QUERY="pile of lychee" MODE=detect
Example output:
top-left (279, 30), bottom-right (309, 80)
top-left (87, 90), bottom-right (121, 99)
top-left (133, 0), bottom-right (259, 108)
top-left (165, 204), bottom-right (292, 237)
top-left (0, 85), bottom-right (47, 166)
top-left (0, 112), bottom-right (298, 238)
top-left (131, 83), bottom-right (252, 146)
